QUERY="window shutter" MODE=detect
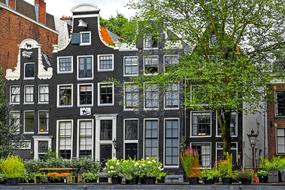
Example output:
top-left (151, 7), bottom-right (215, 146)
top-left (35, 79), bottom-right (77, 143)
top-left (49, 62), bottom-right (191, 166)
top-left (71, 33), bottom-right (80, 44)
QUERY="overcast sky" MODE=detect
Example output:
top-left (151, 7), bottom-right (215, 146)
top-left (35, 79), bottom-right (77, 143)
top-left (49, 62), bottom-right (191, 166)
top-left (25, 0), bottom-right (136, 19)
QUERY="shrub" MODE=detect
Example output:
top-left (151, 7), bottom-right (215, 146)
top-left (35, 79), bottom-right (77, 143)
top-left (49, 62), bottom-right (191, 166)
top-left (72, 159), bottom-right (100, 174)
top-left (104, 159), bottom-right (122, 177)
top-left (260, 156), bottom-right (285, 172)
top-left (181, 146), bottom-right (201, 177)
top-left (121, 159), bottom-right (136, 180)
top-left (81, 172), bottom-right (99, 183)
top-left (141, 157), bottom-right (166, 179)
top-left (257, 169), bottom-right (268, 178)
top-left (1, 155), bottom-right (26, 178)
top-left (201, 169), bottom-right (219, 180)
top-left (237, 170), bottom-right (254, 180)
top-left (217, 153), bottom-right (234, 178)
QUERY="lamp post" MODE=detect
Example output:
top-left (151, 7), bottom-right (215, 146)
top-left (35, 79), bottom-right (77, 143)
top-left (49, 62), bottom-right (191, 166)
top-left (247, 129), bottom-right (259, 172)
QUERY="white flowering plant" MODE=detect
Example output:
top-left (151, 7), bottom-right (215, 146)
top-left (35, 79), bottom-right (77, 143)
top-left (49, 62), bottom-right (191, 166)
top-left (104, 159), bottom-right (122, 178)
top-left (142, 157), bottom-right (166, 179)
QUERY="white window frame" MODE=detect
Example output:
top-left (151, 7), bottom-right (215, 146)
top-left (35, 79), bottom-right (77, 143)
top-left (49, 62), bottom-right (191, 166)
top-left (80, 31), bottom-right (91, 46)
top-left (10, 85), bottom-right (20, 105)
top-left (57, 56), bottom-right (73, 74)
top-left (124, 82), bottom-right (139, 111)
top-left (97, 82), bottom-right (114, 106)
top-left (24, 62), bottom-right (35, 80)
top-left (190, 142), bottom-right (212, 169)
top-left (164, 83), bottom-right (179, 110)
top-left (10, 111), bottom-right (21, 134)
top-left (38, 110), bottom-right (49, 134)
top-left (276, 128), bottom-right (285, 155)
top-left (143, 55), bottom-right (159, 75)
top-left (123, 56), bottom-right (139, 77)
top-left (163, 55), bottom-right (179, 73)
top-left (143, 35), bottom-right (158, 50)
top-left (77, 83), bottom-right (94, 107)
top-left (24, 85), bottom-right (34, 104)
top-left (216, 112), bottom-right (238, 138)
top-left (216, 142), bottom-right (238, 164)
top-left (56, 119), bottom-right (73, 160)
top-left (38, 84), bottom-right (49, 104)
top-left (144, 83), bottom-right (159, 111)
top-left (190, 111), bottom-right (212, 138)
top-left (123, 118), bottom-right (139, 159)
top-left (143, 118), bottom-right (159, 160)
top-left (12, 140), bottom-right (32, 150)
top-left (77, 119), bottom-right (94, 159)
top-left (97, 54), bottom-right (114, 72)
top-left (164, 118), bottom-right (180, 168)
top-left (57, 84), bottom-right (73, 108)
top-left (77, 55), bottom-right (94, 80)
top-left (24, 110), bottom-right (34, 134)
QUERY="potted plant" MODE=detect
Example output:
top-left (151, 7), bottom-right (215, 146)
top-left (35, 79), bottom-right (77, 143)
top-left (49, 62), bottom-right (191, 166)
top-left (256, 170), bottom-right (268, 183)
top-left (104, 159), bottom-right (122, 184)
top-left (260, 156), bottom-right (282, 183)
top-left (121, 159), bottom-right (137, 184)
top-left (181, 146), bottom-right (201, 184)
top-left (72, 159), bottom-right (100, 183)
top-left (1, 155), bottom-right (26, 185)
top-left (201, 169), bottom-right (219, 184)
top-left (139, 157), bottom-right (166, 184)
top-left (81, 172), bottom-right (99, 183)
top-left (237, 170), bottom-right (253, 185)
top-left (218, 153), bottom-right (234, 185)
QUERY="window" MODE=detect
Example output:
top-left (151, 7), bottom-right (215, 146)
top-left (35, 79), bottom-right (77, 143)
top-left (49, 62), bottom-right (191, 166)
top-left (124, 56), bottom-right (138, 76)
top-left (191, 143), bottom-right (211, 168)
top-left (80, 32), bottom-right (91, 45)
top-left (38, 141), bottom-right (49, 160)
top-left (165, 119), bottom-right (179, 167)
top-left (58, 120), bottom-right (72, 159)
top-left (78, 56), bottom-right (93, 79)
top-left (38, 111), bottom-right (48, 133)
top-left (144, 56), bottom-right (159, 75)
top-left (217, 142), bottom-right (238, 166)
top-left (24, 111), bottom-right (34, 133)
top-left (124, 83), bottom-right (139, 110)
top-left (58, 84), bottom-right (73, 107)
top-left (38, 85), bottom-right (49, 103)
top-left (78, 84), bottom-right (93, 106)
top-left (24, 63), bottom-right (35, 79)
top-left (98, 55), bottom-right (114, 71)
top-left (144, 83), bottom-right (159, 109)
top-left (144, 35), bottom-right (158, 49)
top-left (144, 119), bottom-right (158, 160)
top-left (276, 91), bottom-right (285, 116)
top-left (217, 112), bottom-right (238, 137)
top-left (79, 120), bottom-right (93, 159)
top-left (10, 86), bottom-right (20, 104)
top-left (277, 129), bottom-right (285, 154)
top-left (10, 112), bottom-right (20, 134)
top-left (24, 86), bottom-right (34, 104)
top-left (100, 120), bottom-right (112, 140)
top-left (165, 84), bottom-right (179, 109)
top-left (164, 55), bottom-right (179, 72)
top-left (124, 119), bottom-right (138, 159)
top-left (191, 112), bottom-right (211, 137)
top-left (57, 56), bottom-right (73, 73)
top-left (98, 83), bottom-right (114, 106)
top-left (13, 140), bottom-right (31, 150)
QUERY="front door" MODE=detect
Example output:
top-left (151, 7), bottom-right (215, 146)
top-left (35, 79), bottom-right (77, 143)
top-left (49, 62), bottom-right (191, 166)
top-left (33, 136), bottom-right (52, 160)
top-left (95, 114), bottom-right (117, 165)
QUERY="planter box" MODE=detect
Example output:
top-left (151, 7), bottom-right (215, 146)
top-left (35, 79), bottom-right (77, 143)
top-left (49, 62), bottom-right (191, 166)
top-left (6, 178), bottom-right (18, 185)
top-left (188, 177), bottom-right (199, 185)
top-left (268, 171), bottom-right (279, 183)
top-left (281, 169), bottom-right (285, 182)
top-left (259, 176), bottom-right (268, 183)
top-left (141, 177), bottom-right (156, 184)
top-left (111, 177), bottom-right (122, 184)
top-left (222, 177), bottom-right (232, 185)
top-left (240, 178), bottom-right (252, 185)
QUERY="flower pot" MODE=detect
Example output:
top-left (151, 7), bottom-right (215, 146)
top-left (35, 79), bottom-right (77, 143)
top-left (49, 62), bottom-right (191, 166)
top-left (126, 177), bottom-right (139, 184)
top-left (111, 177), bottom-right (122, 184)
top-left (240, 178), bottom-right (252, 185)
top-left (188, 177), bottom-right (199, 185)
top-left (6, 178), bottom-right (18, 185)
top-left (258, 176), bottom-right (268, 183)
top-left (222, 177), bottom-right (232, 185)
top-left (203, 178), bottom-right (214, 184)
top-left (141, 177), bottom-right (156, 184)
top-left (268, 171), bottom-right (279, 183)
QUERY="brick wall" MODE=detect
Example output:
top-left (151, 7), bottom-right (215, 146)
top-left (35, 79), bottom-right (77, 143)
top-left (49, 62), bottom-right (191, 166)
top-left (0, 7), bottom-right (57, 71)
top-left (267, 83), bottom-right (285, 158)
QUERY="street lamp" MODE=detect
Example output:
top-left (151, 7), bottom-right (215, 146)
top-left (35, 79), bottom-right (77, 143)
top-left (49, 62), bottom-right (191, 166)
top-left (247, 129), bottom-right (259, 172)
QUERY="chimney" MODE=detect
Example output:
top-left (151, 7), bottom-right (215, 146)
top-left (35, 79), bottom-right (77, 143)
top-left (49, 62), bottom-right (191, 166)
top-left (35, 0), bottom-right (46, 25)
top-left (7, 0), bottom-right (16, 9)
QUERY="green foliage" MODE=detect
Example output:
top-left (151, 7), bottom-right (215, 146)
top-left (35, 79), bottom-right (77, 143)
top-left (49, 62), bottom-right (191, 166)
top-left (72, 159), bottom-right (100, 174)
top-left (259, 156), bottom-right (285, 172)
top-left (1, 155), bottom-right (26, 178)
top-left (201, 169), bottom-right (219, 180)
top-left (104, 159), bottom-right (122, 177)
top-left (180, 146), bottom-right (201, 177)
top-left (121, 159), bottom-right (137, 180)
top-left (217, 153), bottom-right (234, 178)
top-left (139, 157), bottom-right (166, 179)
top-left (81, 172), bottom-right (99, 183)
top-left (256, 170), bottom-right (268, 178)
top-left (237, 170), bottom-right (254, 180)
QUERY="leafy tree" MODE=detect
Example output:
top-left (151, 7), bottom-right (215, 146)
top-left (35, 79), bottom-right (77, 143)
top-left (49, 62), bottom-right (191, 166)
top-left (129, 0), bottom-right (285, 154)
top-left (0, 67), bottom-right (19, 158)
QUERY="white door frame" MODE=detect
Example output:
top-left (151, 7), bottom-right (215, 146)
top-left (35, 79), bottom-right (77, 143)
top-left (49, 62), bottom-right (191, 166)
top-left (33, 136), bottom-right (52, 160)
top-left (94, 114), bottom-right (117, 161)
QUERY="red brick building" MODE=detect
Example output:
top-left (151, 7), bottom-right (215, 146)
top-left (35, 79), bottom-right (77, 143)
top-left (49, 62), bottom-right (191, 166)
top-left (0, 0), bottom-right (58, 71)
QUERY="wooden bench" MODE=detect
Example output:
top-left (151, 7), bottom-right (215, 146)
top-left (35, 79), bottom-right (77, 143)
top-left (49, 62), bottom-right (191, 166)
top-left (39, 168), bottom-right (76, 183)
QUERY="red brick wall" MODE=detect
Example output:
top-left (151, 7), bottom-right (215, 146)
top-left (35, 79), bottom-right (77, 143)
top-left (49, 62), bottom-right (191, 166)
top-left (0, 7), bottom-right (57, 72)
top-left (267, 84), bottom-right (285, 158)
top-left (35, 0), bottom-right (46, 25)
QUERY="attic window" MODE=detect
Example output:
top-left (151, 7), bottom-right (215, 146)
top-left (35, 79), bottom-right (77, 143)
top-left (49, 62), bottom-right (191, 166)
top-left (80, 32), bottom-right (91, 45)
top-left (24, 62), bottom-right (35, 79)
top-left (144, 35), bottom-right (158, 49)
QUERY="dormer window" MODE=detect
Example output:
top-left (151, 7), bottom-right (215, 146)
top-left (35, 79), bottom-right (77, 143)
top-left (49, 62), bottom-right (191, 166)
top-left (144, 35), bottom-right (158, 49)
top-left (80, 32), bottom-right (91, 45)
top-left (24, 62), bottom-right (35, 79)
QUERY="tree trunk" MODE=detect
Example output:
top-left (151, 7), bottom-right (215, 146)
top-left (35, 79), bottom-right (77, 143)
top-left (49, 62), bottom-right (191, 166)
top-left (217, 109), bottom-right (232, 158)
